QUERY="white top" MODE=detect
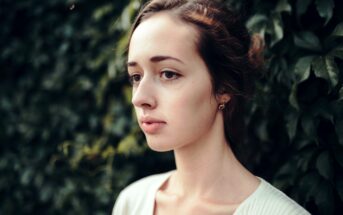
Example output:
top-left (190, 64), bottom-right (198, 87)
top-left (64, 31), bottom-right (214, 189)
top-left (112, 171), bottom-right (310, 215)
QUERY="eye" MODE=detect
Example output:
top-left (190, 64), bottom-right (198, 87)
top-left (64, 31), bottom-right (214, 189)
top-left (160, 70), bottom-right (180, 80)
top-left (128, 74), bottom-right (142, 85)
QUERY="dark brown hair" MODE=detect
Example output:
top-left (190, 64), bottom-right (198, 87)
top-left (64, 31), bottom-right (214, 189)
top-left (129, 0), bottom-right (264, 153)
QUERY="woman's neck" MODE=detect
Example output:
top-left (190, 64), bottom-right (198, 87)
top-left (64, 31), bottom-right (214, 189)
top-left (168, 115), bottom-right (259, 204)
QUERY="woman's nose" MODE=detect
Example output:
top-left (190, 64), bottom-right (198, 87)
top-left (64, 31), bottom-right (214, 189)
top-left (131, 77), bottom-right (157, 109)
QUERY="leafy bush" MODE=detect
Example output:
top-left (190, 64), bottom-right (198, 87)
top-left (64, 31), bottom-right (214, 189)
top-left (0, 0), bottom-right (342, 214)
top-left (1, 0), bottom-right (141, 214)
top-left (245, 0), bottom-right (343, 214)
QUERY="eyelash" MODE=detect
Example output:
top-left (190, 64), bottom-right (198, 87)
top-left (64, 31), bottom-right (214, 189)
top-left (128, 70), bottom-right (181, 85)
top-left (128, 74), bottom-right (141, 85)
top-left (160, 70), bottom-right (181, 80)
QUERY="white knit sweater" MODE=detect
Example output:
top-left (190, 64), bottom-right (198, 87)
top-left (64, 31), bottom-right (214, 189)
top-left (112, 171), bottom-right (310, 215)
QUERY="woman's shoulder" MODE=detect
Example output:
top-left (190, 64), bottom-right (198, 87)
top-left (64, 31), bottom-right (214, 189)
top-left (122, 171), bottom-right (172, 196)
top-left (112, 171), bottom-right (174, 215)
top-left (235, 177), bottom-right (311, 215)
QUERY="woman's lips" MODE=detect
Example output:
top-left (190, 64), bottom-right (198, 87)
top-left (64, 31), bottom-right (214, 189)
top-left (140, 117), bottom-right (166, 134)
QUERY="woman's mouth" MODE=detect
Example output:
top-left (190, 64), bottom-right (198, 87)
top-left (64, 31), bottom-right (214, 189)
top-left (140, 117), bottom-right (166, 134)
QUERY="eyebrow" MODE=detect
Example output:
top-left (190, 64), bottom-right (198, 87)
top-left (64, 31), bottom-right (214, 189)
top-left (127, 55), bottom-right (184, 67)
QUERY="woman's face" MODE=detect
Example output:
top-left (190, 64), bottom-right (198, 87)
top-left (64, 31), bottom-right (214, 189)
top-left (128, 12), bottom-right (220, 152)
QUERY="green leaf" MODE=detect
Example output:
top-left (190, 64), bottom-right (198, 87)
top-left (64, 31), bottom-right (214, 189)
top-left (325, 24), bottom-right (343, 52)
top-left (20, 168), bottom-right (34, 185)
top-left (296, 0), bottom-right (312, 16)
top-left (271, 15), bottom-right (284, 46)
top-left (301, 113), bottom-right (317, 137)
top-left (40, 185), bottom-right (53, 202)
top-left (294, 56), bottom-right (314, 82)
top-left (92, 4), bottom-right (113, 21)
top-left (256, 121), bottom-right (269, 142)
top-left (333, 148), bottom-right (343, 167)
top-left (107, 59), bottom-right (117, 79)
top-left (118, 0), bottom-right (140, 30)
top-left (300, 172), bottom-right (321, 201)
top-left (115, 32), bottom-right (130, 57)
top-left (246, 14), bottom-right (268, 36)
top-left (316, 151), bottom-right (333, 180)
top-left (119, 3), bottom-right (133, 30)
top-left (315, 0), bottom-right (334, 25)
top-left (123, 85), bottom-right (133, 105)
top-left (331, 22), bottom-right (343, 37)
top-left (286, 112), bottom-right (299, 140)
top-left (117, 134), bottom-right (143, 156)
top-left (275, 0), bottom-right (291, 13)
top-left (312, 56), bottom-right (339, 88)
top-left (296, 139), bottom-right (313, 151)
top-left (312, 99), bottom-right (334, 122)
top-left (330, 45), bottom-right (343, 60)
top-left (315, 180), bottom-right (334, 215)
top-left (294, 31), bottom-right (322, 51)
top-left (289, 84), bottom-right (300, 110)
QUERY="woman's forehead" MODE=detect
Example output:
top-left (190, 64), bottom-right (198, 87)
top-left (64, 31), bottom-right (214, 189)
top-left (128, 12), bottom-right (199, 61)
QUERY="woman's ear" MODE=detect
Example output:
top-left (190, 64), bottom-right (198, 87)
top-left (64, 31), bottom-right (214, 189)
top-left (216, 93), bottom-right (231, 104)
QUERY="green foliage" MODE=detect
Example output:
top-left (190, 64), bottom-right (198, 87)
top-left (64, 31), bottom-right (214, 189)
top-left (246, 0), bottom-right (343, 214)
top-left (0, 0), bottom-right (342, 214)
top-left (1, 0), bottom-right (143, 214)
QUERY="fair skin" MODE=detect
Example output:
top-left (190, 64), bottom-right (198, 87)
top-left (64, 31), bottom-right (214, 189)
top-left (128, 12), bottom-right (260, 215)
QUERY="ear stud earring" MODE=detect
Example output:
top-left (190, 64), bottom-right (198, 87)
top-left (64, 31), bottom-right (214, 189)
top-left (218, 103), bottom-right (226, 110)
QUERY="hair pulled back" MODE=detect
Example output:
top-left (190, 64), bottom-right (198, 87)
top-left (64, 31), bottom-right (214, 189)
top-left (129, 0), bottom-right (264, 152)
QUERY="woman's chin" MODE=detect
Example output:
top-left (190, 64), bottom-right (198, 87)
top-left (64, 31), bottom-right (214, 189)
top-left (146, 141), bottom-right (174, 152)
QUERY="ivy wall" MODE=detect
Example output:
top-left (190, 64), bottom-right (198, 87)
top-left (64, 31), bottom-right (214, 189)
top-left (0, 0), bottom-right (342, 214)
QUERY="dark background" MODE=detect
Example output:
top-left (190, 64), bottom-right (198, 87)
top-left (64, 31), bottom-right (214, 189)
top-left (0, 0), bottom-right (342, 214)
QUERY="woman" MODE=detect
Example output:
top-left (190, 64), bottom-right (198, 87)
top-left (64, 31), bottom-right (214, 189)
top-left (113, 0), bottom-right (310, 214)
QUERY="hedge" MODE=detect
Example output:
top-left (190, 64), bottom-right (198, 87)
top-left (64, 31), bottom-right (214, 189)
top-left (0, 0), bottom-right (342, 214)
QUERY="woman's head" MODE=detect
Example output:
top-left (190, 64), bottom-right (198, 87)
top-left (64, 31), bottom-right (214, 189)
top-left (128, 0), bottom-right (263, 152)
